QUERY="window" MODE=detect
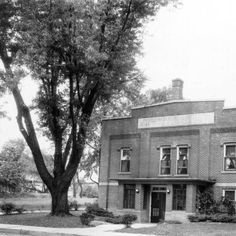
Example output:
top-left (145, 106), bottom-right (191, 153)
top-left (223, 190), bottom-right (236, 201)
top-left (160, 147), bottom-right (171, 175)
top-left (177, 146), bottom-right (189, 175)
top-left (172, 184), bottom-right (186, 210)
top-left (123, 184), bottom-right (135, 209)
top-left (224, 144), bottom-right (236, 171)
top-left (120, 148), bottom-right (131, 172)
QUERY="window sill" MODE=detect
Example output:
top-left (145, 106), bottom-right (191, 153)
top-left (171, 209), bottom-right (186, 211)
top-left (221, 171), bottom-right (236, 174)
top-left (118, 172), bottom-right (131, 175)
top-left (174, 174), bottom-right (189, 177)
top-left (158, 174), bottom-right (172, 177)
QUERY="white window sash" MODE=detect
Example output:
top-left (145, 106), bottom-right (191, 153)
top-left (176, 145), bottom-right (189, 175)
top-left (223, 143), bottom-right (236, 171)
top-left (159, 146), bottom-right (171, 175)
top-left (120, 148), bottom-right (131, 172)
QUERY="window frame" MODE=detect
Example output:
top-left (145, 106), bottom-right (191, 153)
top-left (120, 147), bottom-right (131, 173)
top-left (159, 146), bottom-right (171, 175)
top-left (172, 184), bottom-right (186, 211)
top-left (222, 189), bottom-right (236, 202)
top-left (123, 184), bottom-right (136, 209)
top-left (176, 145), bottom-right (189, 175)
top-left (223, 143), bottom-right (236, 171)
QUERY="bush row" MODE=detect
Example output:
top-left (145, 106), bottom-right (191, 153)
top-left (196, 188), bottom-right (235, 215)
top-left (188, 214), bottom-right (236, 223)
top-left (105, 214), bottom-right (137, 227)
top-left (85, 203), bottom-right (114, 217)
top-left (85, 203), bottom-right (137, 227)
top-left (0, 203), bottom-right (25, 215)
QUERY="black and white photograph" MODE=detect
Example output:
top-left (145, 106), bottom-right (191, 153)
top-left (0, 0), bottom-right (236, 235)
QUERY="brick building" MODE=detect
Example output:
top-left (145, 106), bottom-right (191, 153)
top-left (98, 79), bottom-right (236, 222)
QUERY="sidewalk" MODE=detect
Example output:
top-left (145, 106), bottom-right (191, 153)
top-left (0, 222), bottom-right (156, 236)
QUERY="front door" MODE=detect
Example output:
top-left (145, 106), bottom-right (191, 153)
top-left (151, 192), bottom-right (166, 222)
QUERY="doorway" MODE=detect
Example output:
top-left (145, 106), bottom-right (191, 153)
top-left (150, 191), bottom-right (166, 222)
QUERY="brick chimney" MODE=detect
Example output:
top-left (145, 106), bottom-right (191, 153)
top-left (171, 79), bottom-right (183, 100)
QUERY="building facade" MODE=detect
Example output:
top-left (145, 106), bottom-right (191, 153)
top-left (98, 79), bottom-right (236, 222)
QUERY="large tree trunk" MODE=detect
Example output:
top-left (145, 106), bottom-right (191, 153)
top-left (50, 184), bottom-right (70, 216)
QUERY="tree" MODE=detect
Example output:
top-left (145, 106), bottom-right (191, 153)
top-left (141, 87), bottom-right (171, 105)
top-left (0, 0), bottom-right (174, 215)
top-left (78, 86), bottom-right (171, 186)
top-left (0, 139), bottom-right (27, 193)
top-left (23, 152), bottom-right (54, 193)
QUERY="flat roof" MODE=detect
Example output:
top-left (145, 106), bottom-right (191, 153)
top-left (132, 99), bottom-right (224, 110)
top-left (102, 116), bottom-right (131, 121)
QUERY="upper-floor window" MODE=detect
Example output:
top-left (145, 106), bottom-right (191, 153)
top-left (177, 146), bottom-right (189, 175)
top-left (120, 148), bottom-right (131, 172)
top-left (160, 146), bottom-right (171, 175)
top-left (224, 144), bottom-right (236, 171)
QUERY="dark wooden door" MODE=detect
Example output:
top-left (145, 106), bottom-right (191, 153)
top-left (151, 192), bottom-right (166, 222)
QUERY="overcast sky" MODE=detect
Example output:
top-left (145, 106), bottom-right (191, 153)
top-left (139, 0), bottom-right (236, 107)
top-left (1, 0), bottom-right (236, 147)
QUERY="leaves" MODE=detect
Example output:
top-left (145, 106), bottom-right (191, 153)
top-left (0, 139), bottom-right (27, 191)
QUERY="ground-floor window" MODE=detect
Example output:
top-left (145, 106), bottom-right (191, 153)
top-left (223, 189), bottom-right (236, 201)
top-left (172, 184), bottom-right (186, 210)
top-left (123, 184), bottom-right (135, 209)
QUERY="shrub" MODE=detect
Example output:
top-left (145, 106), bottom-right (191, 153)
top-left (221, 197), bottom-right (235, 215)
top-left (82, 186), bottom-right (98, 198)
top-left (121, 214), bottom-right (137, 228)
top-left (85, 203), bottom-right (113, 217)
top-left (188, 214), bottom-right (200, 222)
top-left (15, 207), bottom-right (26, 214)
top-left (210, 214), bottom-right (233, 223)
top-left (0, 203), bottom-right (16, 215)
top-left (188, 214), bottom-right (236, 223)
top-left (80, 213), bottom-right (95, 226)
top-left (105, 216), bottom-right (123, 224)
top-left (69, 200), bottom-right (80, 211)
top-left (196, 187), bottom-right (216, 214)
top-left (165, 220), bottom-right (182, 224)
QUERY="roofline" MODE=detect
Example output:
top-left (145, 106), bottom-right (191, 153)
top-left (223, 106), bottom-right (236, 111)
top-left (132, 99), bottom-right (225, 110)
top-left (102, 116), bottom-right (132, 121)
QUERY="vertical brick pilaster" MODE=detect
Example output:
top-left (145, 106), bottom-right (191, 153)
top-left (166, 184), bottom-right (173, 212)
top-left (118, 184), bottom-right (124, 209)
top-left (186, 184), bottom-right (196, 213)
top-left (135, 184), bottom-right (143, 210)
top-left (139, 132), bottom-right (150, 177)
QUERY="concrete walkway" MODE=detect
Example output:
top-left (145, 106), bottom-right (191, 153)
top-left (0, 222), bottom-right (157, 236)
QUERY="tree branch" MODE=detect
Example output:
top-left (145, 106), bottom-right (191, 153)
top-left (12, 86), bottom-right (53, 189)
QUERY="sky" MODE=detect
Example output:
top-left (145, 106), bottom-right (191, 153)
top-left (138, 0), bottom-right (236, 106)
top-left (1, 0), bottom-right (236, 148)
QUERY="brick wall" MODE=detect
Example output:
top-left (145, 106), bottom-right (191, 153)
top-left (99, 99), bottom-right (236, 219)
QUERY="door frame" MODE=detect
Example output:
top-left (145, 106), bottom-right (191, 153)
top-left (149, 185), bottom-right (167, 222)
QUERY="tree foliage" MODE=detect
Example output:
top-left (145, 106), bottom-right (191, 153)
top-left (0, 0), bottom-right (175, 215)
top-left (0, 139), bottom-right (27, 192)
top-left (79, 86), bottom-right (171, 182)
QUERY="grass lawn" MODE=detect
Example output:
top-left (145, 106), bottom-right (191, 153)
top-left (0, 193), bottom-right (97, 211)
top-left (0, 212), bottom-right (87, 228)
top-left (118, 222), bottom-right (236, 235)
